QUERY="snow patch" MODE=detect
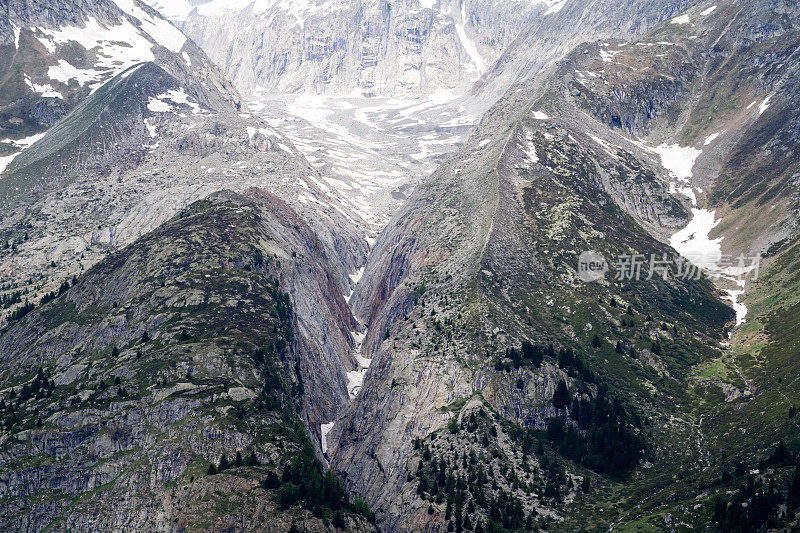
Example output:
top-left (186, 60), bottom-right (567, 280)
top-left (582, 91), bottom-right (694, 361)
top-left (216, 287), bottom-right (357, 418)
top-left (144, 118), bottom-right (157, 137)
top-left (671, 14), bottom-right (692, 24)
top-left (654, 144), bottom-right (702, 183)
top-left (703, 131), bottom-right (724, 145)
top-left (522, 135), bottom-right (539, 165)
top-left (147, 89), bottom-right (202, 114)
top-left (723, 289), bottom-right (747, 326)
top-left (700, 5), bottom-right (717, 16)
top-left (321, 422), bottom-right (335, 453)
top-left (455, 4), bottom-right (485, 75)
top-left (670, 208), bottom-right (722, 271)
top-left (349, 266), bottom-right (366, 284)
top-left (48, 60), bottom-right (101, 86)
top-left (346, 328), bottom-right (371, 399)
top-left (590, 134), bottom-right (619, 159)
top-left (120, 63), bottom-right (145, 79)
top-left (544, 0), bottom-right (568, 16)
top-left (147, 97), bottom-right (173, 113)
top-left (246, 125), bottom-right (278, 142)
top-left (24, 76), bottom-right (62, 99)
top-left (162, 88), bottom-right (201, 113)
top-left (668, 182), bottom-right (697, 205)
top-left (39, 16), bottom-right (156, 89)
top-left (0, 132), bottom-right (47, 175)
top-left (112, 0), bottom-right (187, 53)
top-left (758, 93), bottom-right (774, 115)
top-left (599, 48), bottom-right (620, 63)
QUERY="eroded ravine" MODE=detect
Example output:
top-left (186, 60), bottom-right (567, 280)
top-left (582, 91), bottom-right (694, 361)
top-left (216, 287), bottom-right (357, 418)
top-left (321, 255), bottom-right (373, 457)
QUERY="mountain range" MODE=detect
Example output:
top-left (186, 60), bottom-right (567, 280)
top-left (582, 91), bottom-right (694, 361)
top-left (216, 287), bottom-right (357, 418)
top-left (1, 0), bottom-right (799, 531)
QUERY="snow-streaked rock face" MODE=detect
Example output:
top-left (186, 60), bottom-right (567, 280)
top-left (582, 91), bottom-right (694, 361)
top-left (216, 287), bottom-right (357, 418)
top-left (470, 0), bottom-right (695, 107)
top-left (140, 0), bottom-right (694, 234)
top-left (0, 0), bottom-right (245, 160)
top-left (148, 0), bottom-right (555, 98)
top-left (2, 0), bottom-right (193, 95)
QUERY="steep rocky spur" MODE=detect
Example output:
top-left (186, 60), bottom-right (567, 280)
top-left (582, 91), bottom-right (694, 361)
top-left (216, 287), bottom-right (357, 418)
top-left (326, 0), bottom-right (800, 530)
top-left (0, 191), bottom-right (376, 532)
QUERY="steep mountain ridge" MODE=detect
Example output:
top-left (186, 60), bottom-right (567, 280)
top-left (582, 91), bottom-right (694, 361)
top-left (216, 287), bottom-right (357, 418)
top-left (327, 0), bottom-right (800, 530)
top-left (0, 190), bottom-right (375, 531)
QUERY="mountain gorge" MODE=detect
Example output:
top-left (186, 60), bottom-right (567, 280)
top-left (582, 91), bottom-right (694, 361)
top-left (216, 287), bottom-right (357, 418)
top-left (1, 0), bottom-right (800, 531)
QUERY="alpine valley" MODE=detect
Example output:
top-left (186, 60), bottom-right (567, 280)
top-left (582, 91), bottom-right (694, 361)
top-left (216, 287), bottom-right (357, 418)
top-left (0, 0), bottom-right (798, 532)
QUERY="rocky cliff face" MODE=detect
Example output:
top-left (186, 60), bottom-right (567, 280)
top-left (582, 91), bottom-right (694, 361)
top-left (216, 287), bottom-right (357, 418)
top-left (469, 0), bottom-right (698, 106)
top-left (158, 0), bottom-right (561, 97)
top-left (0, 191), bottom-right (376, 532)
top-left (164, 0), bottom-right (700, 102)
